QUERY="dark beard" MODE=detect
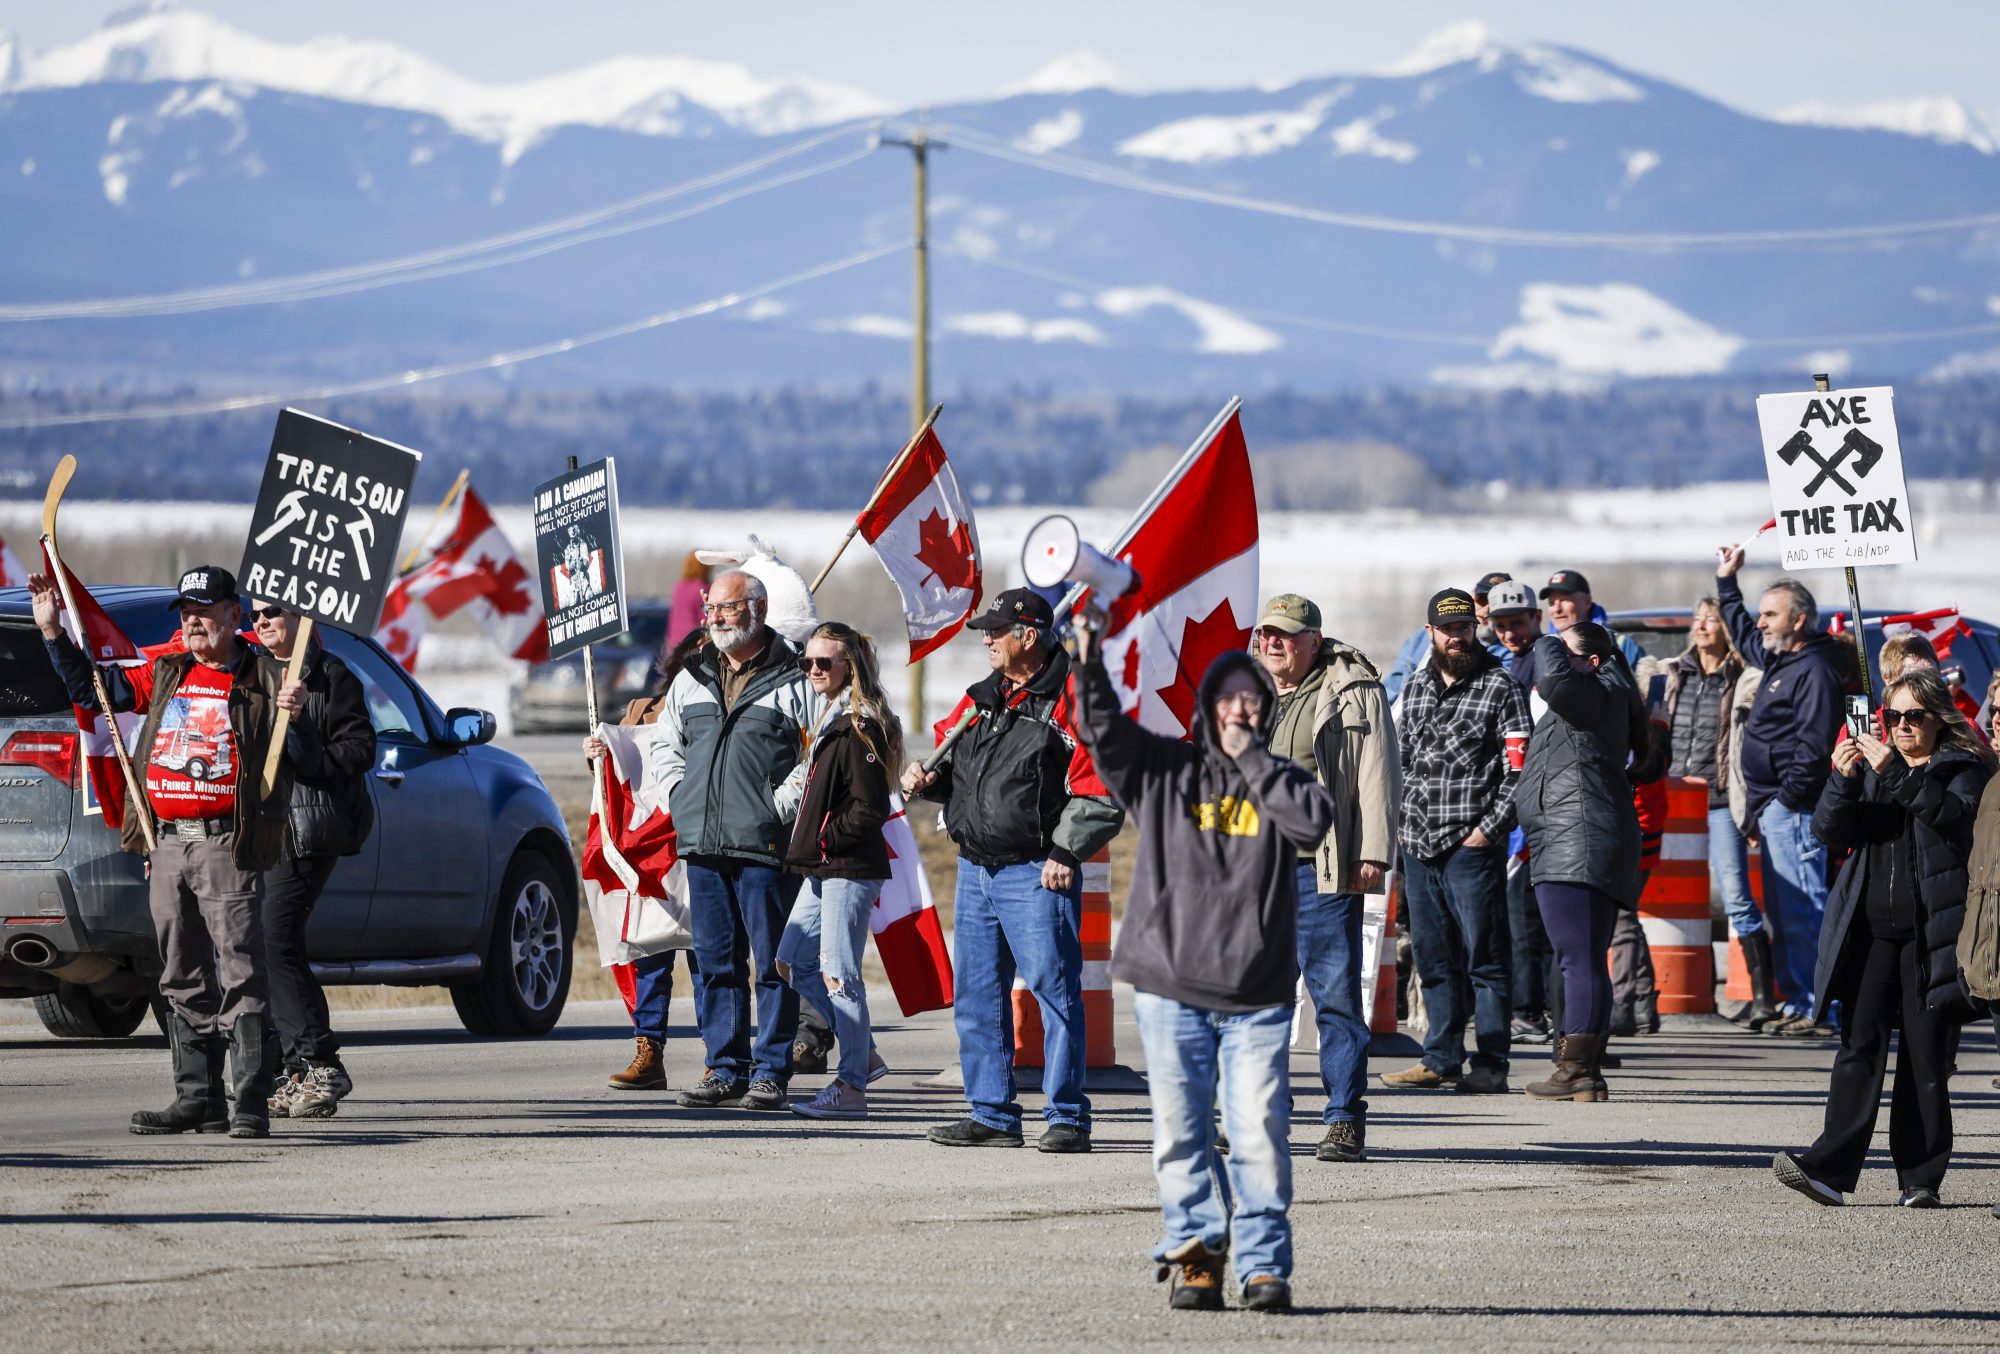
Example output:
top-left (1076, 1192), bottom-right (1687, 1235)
top-left (1434, 639), bottom-right (1484, 680)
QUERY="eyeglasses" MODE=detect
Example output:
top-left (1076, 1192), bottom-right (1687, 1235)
top-left (701, 599), bottom-right (752, 617)
top-left (249, 606), bottom-right (288, 622)
top-left (798, 656), bottom-right (843, 674)
top-left (1882, 708), bottom-right (1936, 728)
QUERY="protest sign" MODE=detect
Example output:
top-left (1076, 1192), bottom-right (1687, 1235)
top-left (239, 409), bottom-right (422, 633)
top-left (1756, 385), bottom-right (1916, 570)
top-left (532, 458), bottom-right (626, 660)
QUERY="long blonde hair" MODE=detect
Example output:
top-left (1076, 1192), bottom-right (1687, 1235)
top-left (1685, 596), bottom-right (1744, 665)
top-left (809, 621), bottom-right (904, 779)
top-left (1886, 669), bottom-right (1996, 772)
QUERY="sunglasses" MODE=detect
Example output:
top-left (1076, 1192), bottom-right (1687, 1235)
top-left (1882, 707), bottom-right (1936, 728)
top-left (249, 606), bottom-right (289, 622)
top-left (798, 656), bottom-right (844, 674)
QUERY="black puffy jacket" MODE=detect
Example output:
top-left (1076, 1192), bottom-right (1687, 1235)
top-left (1517, 634), bottom-right (1646, 903)
top-left (1811, 746), bottom-right (1990, 1023)
top-left (283, 646), bottom-right (376, 858)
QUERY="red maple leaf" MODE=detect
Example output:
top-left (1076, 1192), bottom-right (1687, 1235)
top-left (1152, 599), bottom-right (1252, 737)
top-left (1120, 638), bottom-right (1142, 692)
top-left (481, 557), bottom-right (536, 616)
top-left (912, 509), bottom-right (977, 592)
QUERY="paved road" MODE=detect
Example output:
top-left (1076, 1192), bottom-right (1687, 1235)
top-left (4, 1001), bottom-right (1999, 1351)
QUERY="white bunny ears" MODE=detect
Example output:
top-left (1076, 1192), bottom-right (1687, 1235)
top-left (694, 534), bottom-right (820, 644)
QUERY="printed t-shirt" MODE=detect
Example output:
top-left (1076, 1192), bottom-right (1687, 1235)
top-left (142, 661), bottom-right (239, 821)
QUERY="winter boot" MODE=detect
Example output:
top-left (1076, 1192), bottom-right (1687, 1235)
top-left (131, 1013), bottom-right (229, 1135)
top-left (1609, 1000), bottom-right (1638, 1038)
top-left (1739, 930), bottom-right (1782, 1030)
top-left (227, 1012), bottom-right (278, 1139)
top-left (1637, 992), bottom-right (1661, 1035)
top-left (608, 1034), bottom-right (667, 1090)
top-left (1525, 1033), bottom-right (1608, 1102)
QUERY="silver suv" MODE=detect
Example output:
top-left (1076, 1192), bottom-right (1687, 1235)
top-left (0, 586), bottom-right (579, 1040)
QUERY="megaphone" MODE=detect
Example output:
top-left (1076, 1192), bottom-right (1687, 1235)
top-left (1021, 514), bottom-right (1139, 599)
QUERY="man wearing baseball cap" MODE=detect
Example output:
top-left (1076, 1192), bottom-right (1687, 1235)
top-left (904, 588), bottom-right (1124, 1152)
top-left (1539, 569), bottom-right (1643, 668)
top-left (1253, 593), bottom-right (1398, 1162)
top-left (1385, 572), bottom-right (1516, 699)
top-left (1484, 579), bottom-right (1555, 1045)
top-left (1387, 588), bottom-right (1532, 1093)
top-left (33, 564), bottom-right (305, 1138)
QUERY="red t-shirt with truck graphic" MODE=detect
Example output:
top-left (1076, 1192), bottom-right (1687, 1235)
top-left (134, 659), bottom-right (238, 821)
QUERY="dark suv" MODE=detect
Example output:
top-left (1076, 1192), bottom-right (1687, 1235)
top-left (0, 587), bottom-right (579, 1040)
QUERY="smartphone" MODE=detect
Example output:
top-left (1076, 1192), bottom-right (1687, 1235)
top-left (1845, 694), bottom-right (1871, 742)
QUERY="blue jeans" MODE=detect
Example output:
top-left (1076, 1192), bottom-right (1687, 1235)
top-left (1294, 864), bottom-right (1368, 1125)
top-left (777, 876), bottom-right (881, 1090)
top-left (1402, 843), bottom-right (1512, 1074)
top-left (952, 859), bottom-right (1089, 1134)
top-left (630, 948), bottom-right (706, 1041)
top-left (1758, 801), bottom-right (1828, 1018)
top-left (1133, 993), bottom-right (1293, 1283)
top-left (684, 857), bottom-right (800, 1084)
top-left (1708, 805), bottom-right (1763, 939)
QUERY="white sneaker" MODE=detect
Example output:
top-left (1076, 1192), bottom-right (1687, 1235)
top-left (866, 1049), bottom-right (889, 1085)
top-left (791, 1080), bottom-right (868, 1120)
top-left (291, 1064), bottom-right (343, 1120)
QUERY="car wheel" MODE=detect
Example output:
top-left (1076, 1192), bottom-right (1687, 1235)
top-left (33, 982), bottom-right (152, 1039)
top-left (186, 757), bottom-right (210, 781)
top-left (451, 852), bottom-right (573, 1037)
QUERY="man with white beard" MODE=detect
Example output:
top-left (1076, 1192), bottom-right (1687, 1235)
top-left (650, 569), bottom-right (818, 1109)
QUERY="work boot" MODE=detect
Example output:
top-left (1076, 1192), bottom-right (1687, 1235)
top-left (1524, 1033), bottom-right (1608, 1102)
top-left (1316, 1120), bottom-right (1364, 1162)
top-left (131, 1013), bottom-right (229, 1135)
top-left (1636, 992), bottom-right (1661, 1035)
top-left (227, 1013), bottom-right (277, 1139)
top-left (1609, 1000), bottom-right (1637, 1038)
top-left (1738, 930), bottom-right (1782, 1030)
top-left (608, 1034), bottom-right (667, 1090)
top-left (1241, 1275), bottom-right (1292, 1312)
top-left (790, 1026), bottom-right (833, 1076)
top-left (1155, 1237), bottom-right (1225, 1311)
top-left (290, 1064), bottom-right (343, 1120)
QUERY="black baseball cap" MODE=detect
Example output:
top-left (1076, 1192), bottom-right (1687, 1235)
top-left (1428, 588), bottom-right (1477, 626)
top-left (1473, 570), bottom-right (1512, 598)
top-left (167, 565), bottom-right (240, 609)
top-left (1538, 568), bottom-right (1591, 599)
top-left (966, 587), bottom-right (1056, 632)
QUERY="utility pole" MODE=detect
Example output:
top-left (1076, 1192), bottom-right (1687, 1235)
top-left (878, 118), bottom-right (942, 734)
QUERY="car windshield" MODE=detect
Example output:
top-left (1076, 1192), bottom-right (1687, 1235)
top-left (607, 611), bottom-right (670, 653)
top-left (0, 622), bottom-right (75, 716)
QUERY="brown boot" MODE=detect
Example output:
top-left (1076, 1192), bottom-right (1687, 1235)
top-left (608, 1035), bottom-right (666, 1090)
top-left (1155, 1237), bottom-right (1225, 1311)
top-left (1525, 1033), bottom-right (1608, 1102)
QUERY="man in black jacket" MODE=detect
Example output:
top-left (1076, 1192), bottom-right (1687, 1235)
top-left (250, 604), bottom-right (376, 1121)
top-left (1073, 621), bottom-right (1333, 1314)
top-left (903, 590), bottom-right (1123, 1153)
top-left (1715, 546), bottom-right (1849, 1033)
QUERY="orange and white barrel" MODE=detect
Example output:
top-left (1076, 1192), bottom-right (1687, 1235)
top-left (1368, 874), bottom-right (1401, 1036)
top-left (1637, 777), bottom-right (1716, 1015)
top-left (1011, 847), bottom-right (1115, 1069)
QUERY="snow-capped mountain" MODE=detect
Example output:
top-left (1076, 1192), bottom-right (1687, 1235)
top-left (3, 9), bottom-right (1999, 397)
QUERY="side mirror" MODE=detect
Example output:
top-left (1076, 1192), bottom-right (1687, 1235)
top-left (445, 707), bottom-right (497, 748)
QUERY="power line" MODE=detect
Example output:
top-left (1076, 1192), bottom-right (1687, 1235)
top-left (0, 242), bottom-right (905, 430)
top-left (937, 121), bottom-right (2000, 252)
top-left (0, 122), bottom-right (878, 320)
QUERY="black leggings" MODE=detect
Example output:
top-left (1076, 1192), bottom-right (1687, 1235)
top-left (1535, 882), bottom-right (1619, 1037)
top-left (261, 853), bottom-right (340, 1070)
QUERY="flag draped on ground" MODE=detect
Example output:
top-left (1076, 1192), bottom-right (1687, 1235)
top-left (872, 793), bottom-right (954, 1016)
top-left (579, 723), bottom-right (686, 966)
top-left (375, 484), bottom-right (547, 672)
top-left (1090, 405), bottom-right (1259, 739)
top-left (37, 544), bottom-right (144, 829)
top-left (856, 426), bottom-right (982, 663)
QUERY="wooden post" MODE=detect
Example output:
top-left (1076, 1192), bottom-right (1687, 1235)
top-left (259, 617), bottom-right (313, 800)
top-left (808, 403), bottom-right (944, 596)
top-left (1815, 371), bottom-right (1876, 702)
top-left (397, 468), bottom-right (470, 575)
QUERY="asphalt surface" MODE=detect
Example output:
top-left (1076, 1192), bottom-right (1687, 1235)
top-left (5, 999), bottom-right (2000, 1352)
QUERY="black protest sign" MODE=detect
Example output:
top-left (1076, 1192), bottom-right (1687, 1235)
top-left (238, 409), bottom-right (422, 634)
top-left (532, 458), bottom-right (626, 659)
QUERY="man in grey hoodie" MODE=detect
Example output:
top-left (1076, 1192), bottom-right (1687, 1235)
top-left (1073, 618), bottom-right (1335, 1316)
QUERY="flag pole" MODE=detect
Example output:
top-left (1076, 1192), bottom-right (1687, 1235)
top-left (396, 468), bottom-right (470, 575)
top-left (1814, 371), bottom-right (1876, 706)
top-left (1057, 395), bottom-right (1243, 622)
top-left (808, 402), bottom-right (944, 596)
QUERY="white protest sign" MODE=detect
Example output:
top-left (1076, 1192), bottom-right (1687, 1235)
top-left (1755, 385), bottom-right (1916, 570)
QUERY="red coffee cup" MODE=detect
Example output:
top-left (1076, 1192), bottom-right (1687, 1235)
top-left (1504, 729), bottom-right (1529, 773)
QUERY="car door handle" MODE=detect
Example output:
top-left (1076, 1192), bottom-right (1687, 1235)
top-left (375, 769), bottom-right (406, 787)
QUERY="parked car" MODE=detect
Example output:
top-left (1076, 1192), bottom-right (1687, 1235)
top-left (0, 586), bottom-right (579, 1040)
top-left (509, 600), bottom-right (672, 733)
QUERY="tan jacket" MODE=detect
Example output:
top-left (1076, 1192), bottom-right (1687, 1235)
top-left (1307, 642), bottom-right (1400, 896)
top-left (1959, 773), bottom-right (2000, 1003)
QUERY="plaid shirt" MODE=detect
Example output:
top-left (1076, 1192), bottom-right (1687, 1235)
top-left (1396, 654), bottom-right (1531, 860)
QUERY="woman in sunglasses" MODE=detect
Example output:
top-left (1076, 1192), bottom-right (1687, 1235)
top-left (1774, 668), bottom-right (1994, 1208)
top-left (776, 621), bottom-right (901, 1119)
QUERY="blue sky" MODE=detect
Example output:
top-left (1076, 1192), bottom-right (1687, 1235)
top-left (3, 2), bottom-right (1997, 116)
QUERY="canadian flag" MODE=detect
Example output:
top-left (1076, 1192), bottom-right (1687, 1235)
top-left (873, 794), bottom-right (954, 1016)
top-left (579, 723), bottom-right (687, 967)
top-left (1873, 607), bottom-right (1974, 660)
top-left (1093, 405), bottom-right (1259, 739)
top-left (374, 484), bottom-right (549, 673)
top-left (38, 544), bottom-right (146, 830)
top-left (855, 426), bottom-right (982, 663)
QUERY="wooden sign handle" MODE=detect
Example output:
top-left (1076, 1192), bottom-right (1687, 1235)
top-left (259, 616), bottom-right (314, 799)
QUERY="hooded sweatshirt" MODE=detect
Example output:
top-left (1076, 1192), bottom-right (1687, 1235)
top-left (1074, 648), bottom-right (1336, 1012)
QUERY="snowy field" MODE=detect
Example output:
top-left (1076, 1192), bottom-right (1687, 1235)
top-left (7, 479), bottom-right (1995, 732)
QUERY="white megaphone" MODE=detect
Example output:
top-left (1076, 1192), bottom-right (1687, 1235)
top-left (1021, 514), bottom-right (1139, 600)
